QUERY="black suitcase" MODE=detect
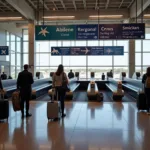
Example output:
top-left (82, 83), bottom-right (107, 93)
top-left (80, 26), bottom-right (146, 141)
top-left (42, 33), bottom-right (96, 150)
top-left (137, 92), bottom-right (147, 110)
top-left (0, 94), bottom-right (9, 120)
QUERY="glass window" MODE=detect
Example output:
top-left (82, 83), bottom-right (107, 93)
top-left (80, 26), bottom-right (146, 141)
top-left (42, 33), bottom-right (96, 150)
top-left (88, 56), bottom-right (112, 66)
top-left (50, 55), bottom-right (61, 66)
top-left (17, 42), bottom-right (21, 52)
top-left (99, 40), bottom-right (104, 46)
top-left (146, 34), bottom-right (150, 39)
top-left (135, 53), bottom-right (141, 66)
top-left (7, 42), bottom-right (9, 46)
top-left (117, 40), bottom-right (128, 52)
top-left (88, 67), bottom-right (112, 79)
top-left (16, 67), bottom-right (21, 77)
top-left (11, 34), bottom-right (15, 41)
top-left (135, 40), bottom-right (141, 52)
top-left (36, 42), bottom-right (49, 52)
top-left (23, 29), bottom-right (28, 41)
top-left (7, 32), bottom-right (9, 41)
top-left (35, 67), bottom-right (50, 78)
top-left (63, 56), bottom-right (86, 66)
top-left (114, 53), bottom-right (128, 66)
top-left (11, 66), bottom-right (16, 79)
top-left (114, 67), bottom-right (128, 79)
top-left (11, 53), bottom-right (15, 66)
top-left (17, 37), bottom-right (21, 42)
top-left (135, 67), bottom-right (142, 73)
top-left (62, 41), bottom-right (71, 46)
top-left (65, 67), bottom-right (86, 79)
top-left (76, 41), bottom-right (86, 46)
top-left (49, 41), bottom-right (57, 52)
top-left (17, 54), bottom-right (21, 66)
top-left (23, 54), bottom-right (28, 65)
top-left (23, 42), bottom-right (28, 53)
top-left (11, 42), bottom-right (15, 51)
top-left (6, 55), bottom-right (9, 61)
top-left (104, 40), bottom-right (113, 46)
top-left (36, 54), bottom-right (50, 66)
top-left (143, 40), bottom-right (150, 52)
top-left (87, 41), bottom-right (98, 46)
top-left (143, 53), bottom-right (150, 65)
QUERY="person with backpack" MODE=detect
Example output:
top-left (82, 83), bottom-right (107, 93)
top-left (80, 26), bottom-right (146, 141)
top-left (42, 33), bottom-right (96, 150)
top-left (52, 64), bottom-right (69, 117)
top-left (142, 67), bottom-right (150, 114)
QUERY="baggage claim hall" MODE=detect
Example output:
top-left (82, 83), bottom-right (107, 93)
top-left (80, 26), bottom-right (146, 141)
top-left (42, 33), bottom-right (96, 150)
top-left (1, 0), bottom-right (150, 149)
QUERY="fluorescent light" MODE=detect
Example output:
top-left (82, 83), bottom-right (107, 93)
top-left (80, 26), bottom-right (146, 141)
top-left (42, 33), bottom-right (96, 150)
top-left (43, 16), bottom-right (75, 19)
top-left (0, 17), bottom-right (22, 20)
top-left (144, 14), bottom-right (150, 17)
top-left (89, 15), bottom-right (123, 18)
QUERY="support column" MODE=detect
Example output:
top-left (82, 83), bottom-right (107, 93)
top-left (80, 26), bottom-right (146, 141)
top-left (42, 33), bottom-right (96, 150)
top-left (129, 40), bottom-right (135, 78)
top-left (28, 21), bottom-right (35, 76)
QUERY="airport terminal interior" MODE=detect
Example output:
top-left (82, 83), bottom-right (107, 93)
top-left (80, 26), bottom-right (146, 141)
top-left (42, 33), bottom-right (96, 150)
top-left (1, 0), bottom-right (150, 149)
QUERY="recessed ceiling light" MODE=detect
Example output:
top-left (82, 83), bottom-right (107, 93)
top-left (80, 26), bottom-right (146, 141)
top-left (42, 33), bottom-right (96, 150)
top-left (89, 15), bottom-right (123, 18)
top-left (0, 17), bottom-right (22, 20)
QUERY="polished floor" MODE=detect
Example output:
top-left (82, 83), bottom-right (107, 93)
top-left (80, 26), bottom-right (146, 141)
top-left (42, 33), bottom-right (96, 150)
top-left (0, 100), bottom-right (150, 150)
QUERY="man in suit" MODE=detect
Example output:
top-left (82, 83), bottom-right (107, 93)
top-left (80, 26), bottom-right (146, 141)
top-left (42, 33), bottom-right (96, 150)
top-left (17, 64), bottom-right (34, 118)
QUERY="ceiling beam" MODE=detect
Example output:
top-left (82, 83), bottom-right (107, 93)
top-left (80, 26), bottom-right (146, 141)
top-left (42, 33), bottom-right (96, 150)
top-left (28, 0), bottom-right (37, 9)
top-left (39, 9), bottom-right (129, 20)
top-left (72, 0), bottom-right (77, 10)
top-left (5, 0), bottom-right (35, 20)
top-left (60, 0), bottom-right (66, 10)
top-left (52, 0), bottom-right (58, 10)
top-left (0, 1), bottom-right (14, 12)
top-left (83, 0), bottom-right (86, 10)
top-left (105, 0), bottom-right (110, 9)
top-left (95, 0), bottom-right (98, 10)
top-left (40, 0), bottom-right (49, 10)
top-left (119, 0), bottom-right (124, 8)
top-left (127, 0), bottom-right (134, 8)
top-left (130, 0), bottom-right (150, 18)
top-left (0, 8), bottom-right (5, 12)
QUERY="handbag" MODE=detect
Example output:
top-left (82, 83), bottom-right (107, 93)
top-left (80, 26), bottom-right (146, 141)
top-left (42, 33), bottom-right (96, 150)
top-left (62, 73), bottom-right (70, 92)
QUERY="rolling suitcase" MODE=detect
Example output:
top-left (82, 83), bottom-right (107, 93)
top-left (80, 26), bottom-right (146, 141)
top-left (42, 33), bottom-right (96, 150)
top-left (137, 92), bottom-right (147, 111)
top-left (12, 91), bottom-right (21, 112)
top-left (0, 93), bottom-right (9, 120)
top-left (47, 88), bottom-right (60, 120)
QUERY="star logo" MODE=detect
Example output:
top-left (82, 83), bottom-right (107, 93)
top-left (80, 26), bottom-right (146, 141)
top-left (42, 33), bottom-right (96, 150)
top-left (38, 27), bottom-right (49, 37)
top-left (1, 50), bottom-right (6, 55)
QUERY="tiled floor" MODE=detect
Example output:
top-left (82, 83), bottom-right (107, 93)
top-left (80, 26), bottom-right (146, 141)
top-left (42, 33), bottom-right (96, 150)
top-left (0, 101), bottom-right (150, 150)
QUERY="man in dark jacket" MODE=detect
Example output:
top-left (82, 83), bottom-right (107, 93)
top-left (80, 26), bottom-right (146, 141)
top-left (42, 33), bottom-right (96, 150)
top-left (68, 70), bottom-right (74, 79)
top-left (17, 64), bottom-right (34, 118)
top-left (0, 77), bottom-right (3, 90)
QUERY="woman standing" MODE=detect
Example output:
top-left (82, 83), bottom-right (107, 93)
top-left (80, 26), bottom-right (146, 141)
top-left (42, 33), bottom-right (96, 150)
top-left (142, 67), bottom-right (150, 114)
top-left (52, 64), bottom-right (68, 117)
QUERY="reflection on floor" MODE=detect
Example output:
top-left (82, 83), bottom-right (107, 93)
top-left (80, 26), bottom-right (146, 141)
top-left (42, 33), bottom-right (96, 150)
top-left (0, 100), bottom-right (150, 150)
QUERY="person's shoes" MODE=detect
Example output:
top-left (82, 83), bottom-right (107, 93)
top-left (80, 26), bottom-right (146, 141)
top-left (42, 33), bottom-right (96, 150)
top-left (62, 114), bottom-right (66, 118)
top-left (26, 113), bottom-right (32, 117)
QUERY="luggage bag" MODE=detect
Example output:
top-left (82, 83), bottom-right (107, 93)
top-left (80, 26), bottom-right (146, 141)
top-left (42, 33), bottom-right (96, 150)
top-left (12, 91), bottom-right (21, 112)
top-left (47, 88), bottom-right (60, 120)
top-left (137, 92), bottom-right (147, 111)
top-left (0, 93), bottom-right (9, 120)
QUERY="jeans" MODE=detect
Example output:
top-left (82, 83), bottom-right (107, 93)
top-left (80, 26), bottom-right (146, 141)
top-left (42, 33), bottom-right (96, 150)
top-left (56, 86), bottom-right (66, 115)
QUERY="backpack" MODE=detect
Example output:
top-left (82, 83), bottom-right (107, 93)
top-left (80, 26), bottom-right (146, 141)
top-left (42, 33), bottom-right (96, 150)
top-left (145, 76), bottom-right (150, 88)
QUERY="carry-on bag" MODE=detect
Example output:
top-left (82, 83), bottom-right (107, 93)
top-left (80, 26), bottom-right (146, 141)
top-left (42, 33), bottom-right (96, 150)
top-left (47, 88), bottom-right (60, 120)
top-left (0, 92), bottom-right (9, 120)
top-left (137, 92), bottom-right (147, 111)
top-left (12, 91), bottom-right (21, 112)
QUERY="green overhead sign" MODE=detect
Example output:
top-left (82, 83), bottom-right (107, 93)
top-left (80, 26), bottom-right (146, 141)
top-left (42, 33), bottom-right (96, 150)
top-left (35, 25), bottom-right (76, 40)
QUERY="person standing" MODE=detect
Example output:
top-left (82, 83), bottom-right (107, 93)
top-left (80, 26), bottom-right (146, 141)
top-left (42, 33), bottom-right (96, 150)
top-left (68, 70), bottom-right (74, 79)
top-left (53, 64), bottom-right (68, 117)
top-left (17, 64), bottom-right (34, 118)
top-left (142, 67), bottom-right (150, 114)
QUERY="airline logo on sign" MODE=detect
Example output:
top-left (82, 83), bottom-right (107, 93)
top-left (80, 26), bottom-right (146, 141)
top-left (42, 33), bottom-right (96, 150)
top-left (38, 27), bottom-right (49, 37)
top-left (0, 46), bottom-right (9, 55)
